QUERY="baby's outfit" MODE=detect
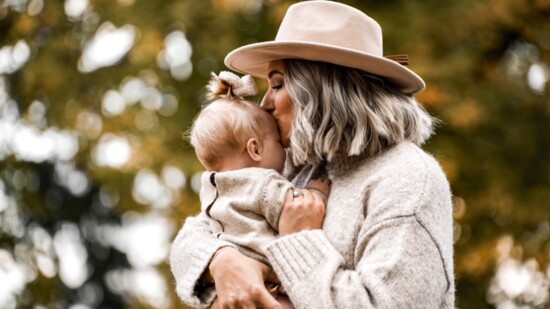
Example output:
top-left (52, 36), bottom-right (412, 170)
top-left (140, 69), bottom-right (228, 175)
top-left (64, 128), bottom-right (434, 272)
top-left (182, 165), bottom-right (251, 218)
top-left (199, 167), bottom-right (293, 264)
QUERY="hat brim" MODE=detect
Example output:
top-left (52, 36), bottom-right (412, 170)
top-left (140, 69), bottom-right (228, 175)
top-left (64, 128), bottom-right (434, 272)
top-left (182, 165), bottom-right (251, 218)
top-left (225, 41), bottom-right (425, 94)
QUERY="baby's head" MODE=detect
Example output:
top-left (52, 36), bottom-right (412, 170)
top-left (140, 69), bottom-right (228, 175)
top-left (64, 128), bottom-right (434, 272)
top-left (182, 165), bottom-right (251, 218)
top-left (189, 71), bottom-right (286, 173)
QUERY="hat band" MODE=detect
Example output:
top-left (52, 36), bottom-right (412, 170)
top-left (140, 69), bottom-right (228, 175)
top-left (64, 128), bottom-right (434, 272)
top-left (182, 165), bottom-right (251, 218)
top-left (385, 55), bottom-right (409, 66)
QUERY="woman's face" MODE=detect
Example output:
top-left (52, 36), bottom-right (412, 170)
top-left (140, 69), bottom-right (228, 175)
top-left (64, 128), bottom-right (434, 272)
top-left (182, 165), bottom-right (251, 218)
top-left (260, 60), bottom-right (294, 148)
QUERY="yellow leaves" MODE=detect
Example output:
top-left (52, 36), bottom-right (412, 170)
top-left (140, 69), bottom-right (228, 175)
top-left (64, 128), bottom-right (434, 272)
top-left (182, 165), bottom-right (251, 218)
top-left (130, 30), bottom-right (164, 65)
top-left (14, 14), bottom-right (38, 35)
top-left (116, 0), bottom-right (135, 7)
top-left (489, 0), bottom-right (526, 25)
top-left (417, 86), bottom-right (449, 107)
top-left (453, 196), bottom-right (467, 220)
top-left (211, 0), bottom-right (236, 12)
top-left (535, 0), bottom-right (550, 10)
top-left (211, 0), bottom-right (262, 14)
top-left (470, 0), bottom-right (530, 28)
top-left (458, 239), bottom-right (499, 276)
top-left (439, 158), bottom-right (459, 184)
top-left (447, 99), bottom-right (485, 129)
top-left (269, 1), bottom-right (292, 22)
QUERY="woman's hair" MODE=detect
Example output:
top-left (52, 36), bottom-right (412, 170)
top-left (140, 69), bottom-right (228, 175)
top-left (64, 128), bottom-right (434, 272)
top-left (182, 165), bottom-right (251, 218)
top-left (188, 73), bottom-right (265, 171)
top-left (283, 59), bottom-right (436, 166)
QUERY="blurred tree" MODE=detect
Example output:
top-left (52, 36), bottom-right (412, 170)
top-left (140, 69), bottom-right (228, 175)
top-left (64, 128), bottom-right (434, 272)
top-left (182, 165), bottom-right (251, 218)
top-left (0, 0), bottom-right (548, 308)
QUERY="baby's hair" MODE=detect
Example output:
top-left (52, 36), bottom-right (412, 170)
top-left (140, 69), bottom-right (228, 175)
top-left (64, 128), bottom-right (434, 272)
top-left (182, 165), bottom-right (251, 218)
top-left (189, 72), bottom-right (267, 171)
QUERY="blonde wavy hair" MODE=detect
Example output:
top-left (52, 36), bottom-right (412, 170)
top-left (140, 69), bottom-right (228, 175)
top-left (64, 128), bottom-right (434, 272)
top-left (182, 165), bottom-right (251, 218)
top-left (283, 59), bottom-right (436, 166)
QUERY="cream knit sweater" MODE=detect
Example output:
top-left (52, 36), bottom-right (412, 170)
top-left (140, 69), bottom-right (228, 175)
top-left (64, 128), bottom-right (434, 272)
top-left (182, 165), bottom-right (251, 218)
top-left (170, 142), bottom-right (455, 308)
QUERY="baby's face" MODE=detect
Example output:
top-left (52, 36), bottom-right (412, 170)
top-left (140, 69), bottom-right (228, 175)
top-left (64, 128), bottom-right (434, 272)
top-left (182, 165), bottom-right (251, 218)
top-left (259, 116), bottom-right (286, 173)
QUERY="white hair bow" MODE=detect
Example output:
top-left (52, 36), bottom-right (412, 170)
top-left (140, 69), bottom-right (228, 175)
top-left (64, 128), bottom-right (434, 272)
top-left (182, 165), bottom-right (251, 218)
top-left (208, 71), bottom-right (258, 99)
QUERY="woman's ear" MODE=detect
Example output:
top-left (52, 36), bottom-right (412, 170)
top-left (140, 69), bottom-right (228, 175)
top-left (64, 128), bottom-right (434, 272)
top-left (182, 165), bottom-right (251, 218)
top-left (246, 138), bottom-right (262, 162)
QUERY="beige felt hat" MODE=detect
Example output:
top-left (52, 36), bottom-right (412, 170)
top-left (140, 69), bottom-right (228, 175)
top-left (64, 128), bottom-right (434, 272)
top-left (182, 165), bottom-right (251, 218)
top-left (225, 0), bottom-right (425, 94)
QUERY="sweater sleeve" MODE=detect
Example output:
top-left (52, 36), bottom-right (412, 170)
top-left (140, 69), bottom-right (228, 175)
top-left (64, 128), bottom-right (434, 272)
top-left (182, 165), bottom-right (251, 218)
top-left (169, 211), bottom-right (236, 308)
top-left (259, 171), bottom-right (294, 231)
top-left (264, 217), bottom-right (449, 308)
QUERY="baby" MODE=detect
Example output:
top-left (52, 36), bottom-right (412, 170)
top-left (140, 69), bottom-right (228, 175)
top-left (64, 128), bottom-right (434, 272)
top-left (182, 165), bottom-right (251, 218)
top-left (188, 71), bottom-right (330, 306)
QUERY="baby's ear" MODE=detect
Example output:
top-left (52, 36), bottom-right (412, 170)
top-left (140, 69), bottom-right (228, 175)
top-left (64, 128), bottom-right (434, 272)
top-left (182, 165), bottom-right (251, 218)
top-left (246, 138), bottom-right (262, 162)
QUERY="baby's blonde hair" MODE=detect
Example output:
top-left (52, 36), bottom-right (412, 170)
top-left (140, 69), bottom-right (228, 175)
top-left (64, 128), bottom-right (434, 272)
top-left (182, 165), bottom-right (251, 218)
top-left (189, 72), bottom-right (266, 171)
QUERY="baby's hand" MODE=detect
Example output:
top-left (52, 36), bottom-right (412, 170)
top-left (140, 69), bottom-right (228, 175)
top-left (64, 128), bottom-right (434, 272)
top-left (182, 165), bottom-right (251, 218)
top-left (305, 179), bottom-right (331, 203)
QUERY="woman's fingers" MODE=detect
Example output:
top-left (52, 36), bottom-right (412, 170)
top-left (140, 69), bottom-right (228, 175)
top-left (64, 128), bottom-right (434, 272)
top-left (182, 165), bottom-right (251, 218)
top-left (237, 295), bottom-right (256, 309)
top-left (308, 188), bottom-right (328, 203)
top-left (208, 247), bottom-right (281, 309)
top-left (259, 262), bottom-right (280, 285)
top-left (279, 187), bottom-right (326, 235)
top-left (217, 286), bottom-right (278, 309)
top-left (255, 288), bottom-right (283, 309)
top-left (216, 288), bottom-right (280, 309)
top-left (306, 179), bottom-right (331, 200)
top-left (309, 187), bottom-right (325, 205)
top-left (301, 189), bottom-right (325, 214)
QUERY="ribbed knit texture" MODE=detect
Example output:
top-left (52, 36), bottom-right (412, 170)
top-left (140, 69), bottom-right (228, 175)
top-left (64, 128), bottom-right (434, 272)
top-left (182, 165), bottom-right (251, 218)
top-left (170, 142), bottom-right (455, 308)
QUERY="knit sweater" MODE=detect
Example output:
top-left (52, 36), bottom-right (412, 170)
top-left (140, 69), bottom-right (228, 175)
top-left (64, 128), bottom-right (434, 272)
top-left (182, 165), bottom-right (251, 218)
top-left (199, 168), bottom-right (294, 264)
top-left (170, 142), bottom-right (455, 308)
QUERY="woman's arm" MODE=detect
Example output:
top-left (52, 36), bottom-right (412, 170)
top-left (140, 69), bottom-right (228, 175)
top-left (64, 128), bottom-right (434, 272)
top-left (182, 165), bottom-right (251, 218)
top-left (265, 217), bottom-right (450, 308)
top-left (208, 247), bottom-right (282, 309)
top-left (170, 208), bottom-right (283, 309)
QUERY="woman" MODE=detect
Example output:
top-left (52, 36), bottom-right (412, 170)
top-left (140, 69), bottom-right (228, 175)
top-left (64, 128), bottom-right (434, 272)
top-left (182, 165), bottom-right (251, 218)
top-left (170, 1), bottom-right (454, 308)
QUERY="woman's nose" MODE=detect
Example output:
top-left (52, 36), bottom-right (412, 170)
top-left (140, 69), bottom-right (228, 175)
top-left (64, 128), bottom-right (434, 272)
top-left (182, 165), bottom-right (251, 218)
top-left (260, 92), bottom-right (274, 111)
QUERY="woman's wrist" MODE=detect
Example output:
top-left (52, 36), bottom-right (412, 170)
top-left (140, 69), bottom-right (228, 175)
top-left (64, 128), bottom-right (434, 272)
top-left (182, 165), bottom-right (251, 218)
top-left (198, 246), bottom-right (235, 287)
top-left (196, 248), bottom-right (226, 294)
top-left (208, 246), bottom-right (237, 280)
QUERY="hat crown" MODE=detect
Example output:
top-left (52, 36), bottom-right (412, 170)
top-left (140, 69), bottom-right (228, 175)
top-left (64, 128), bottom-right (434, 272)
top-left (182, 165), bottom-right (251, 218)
top-left (275, 1), bottom-right (383, 56)
top-left (224, 1), bottom-right (425, 94)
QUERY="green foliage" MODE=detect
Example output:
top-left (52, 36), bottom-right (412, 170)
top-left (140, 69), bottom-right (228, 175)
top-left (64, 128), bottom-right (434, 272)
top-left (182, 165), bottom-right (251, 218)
top-left (0, 0), bottom-right (548, 308)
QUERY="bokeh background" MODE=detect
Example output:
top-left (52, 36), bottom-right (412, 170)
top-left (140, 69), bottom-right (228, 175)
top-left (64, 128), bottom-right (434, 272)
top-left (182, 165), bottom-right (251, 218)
top-left (0, 0), bottom-right (549, 308)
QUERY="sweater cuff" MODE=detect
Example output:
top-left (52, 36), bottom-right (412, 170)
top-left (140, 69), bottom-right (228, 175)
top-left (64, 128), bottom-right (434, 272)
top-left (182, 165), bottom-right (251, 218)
top-left (176, 237), bottom-right (235, 307)
top-left (264, 230), bottom-right (342, 284)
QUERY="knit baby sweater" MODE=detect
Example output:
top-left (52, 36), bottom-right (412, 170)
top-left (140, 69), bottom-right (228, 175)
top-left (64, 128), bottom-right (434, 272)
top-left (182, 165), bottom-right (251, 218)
top-left (199, 168), bottom-right (294, 264)
top-left (170, 142), bottom-right (455, 308)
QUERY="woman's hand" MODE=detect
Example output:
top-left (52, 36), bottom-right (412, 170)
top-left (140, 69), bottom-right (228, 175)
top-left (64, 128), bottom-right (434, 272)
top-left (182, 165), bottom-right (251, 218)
top-left (279, 179), bottom-right (331, 236)
top-left (209, 247), bottom-right (282, 309)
